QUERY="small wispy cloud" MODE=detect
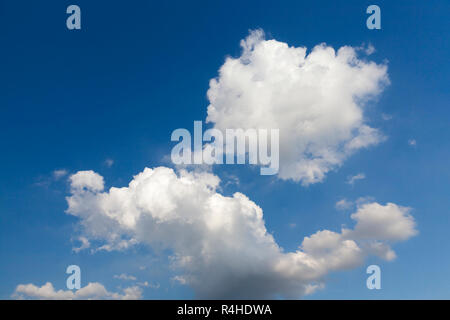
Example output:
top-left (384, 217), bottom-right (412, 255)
top-left (171, 275), bottom-right (187, 285)
top-left (335, 196), bottom-right (375, 212)
top-left (113, 274), bottom-right (137, 281)
top-left (408, 139), bottom-right (417, 147)
top-left (104, 159), bottom-right (114, 168)
top-left (346, 173), bottom-right (366, 185)
top-left (381, 113), bottom-right (393, 121)
top-left (35, 169), bottom-right (69, 187)
top-left (365, 43), bottom-right (375, 55)
top-left (357, 43), bottom-right (375, 55)
top-left (335, 199), bottom-right (353, 211)
top-left (355, 196), bottom-right (375, 206)
top-left (222, 174), bottom-right (240, 188)
top-left (72, 236), bottom-right (90, 253)
top-left (53, 169), bottom-right (68, 180)
top-left (137, 281), bottom-right (160, 289)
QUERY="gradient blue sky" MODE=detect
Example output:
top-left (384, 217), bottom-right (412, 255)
top-left (0, 0), bottom-right (449, 299)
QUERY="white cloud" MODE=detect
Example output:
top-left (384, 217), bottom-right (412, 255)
top-left (172, 275), bottom-right (188, 285)
top-left (72, 236), bottom-right (90, 253)
top-left (12, 282), bottom-right (141, 300)
top-left (355, 196), bottom-right (375, 205)
top-left (365, 44), bottom-right (375, 55)
top-left (408, 139), bottom-right (417, 146)
top-left (69, 170), bottom-right (104, 192)
top-left (335, 198), bottom-right (353, 210)
top-left (356, 43), bottom-right (375, 56)
top-left (114, 273), bottom-right (137, 281)
top-left (344, 202), bottom-right (418, 241)
top-left (206, 29), bottom-right (389, 185)
top-left (335, 196), bottom-right (375, 211)
top-left (53, 169), bottom-right (68, 180)
top-left (138, 281), bottom-right (160, 289)
top-left (65, 167), bottom-right (416, 299)
top-left (347, 173), bottom-right (366, 185)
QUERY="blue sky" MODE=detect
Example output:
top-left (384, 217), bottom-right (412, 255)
top-left (0, 0), bottom-right (449, 299)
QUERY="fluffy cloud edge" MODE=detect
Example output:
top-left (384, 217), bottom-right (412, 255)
top-left (206, 29), bottom-right (389, 185)
top-left (12, 282), bottom-right (142, 300)
top-left (64, 168), bottom-right (417, 298)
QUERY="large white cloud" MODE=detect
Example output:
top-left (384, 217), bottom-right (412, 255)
top-left (206, 30), bottom-right (389, 185)
top-left (344, 202), bottom-right (418, 241)
top-left (12, 282), bottom-right (142, 300)
top-left (65, 168), bottom-right (416, 298)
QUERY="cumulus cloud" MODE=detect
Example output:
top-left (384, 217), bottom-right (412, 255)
top-left (69, 170), bottom-right (104, 193)
top-left (65, 168), bottom-right (416, 299)
top-left (12, 282), bottom-right (141, 300)
top-left (206, 29), bottom-right (389, 185)
top-left (343, 202), bottom-right (418, 241)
